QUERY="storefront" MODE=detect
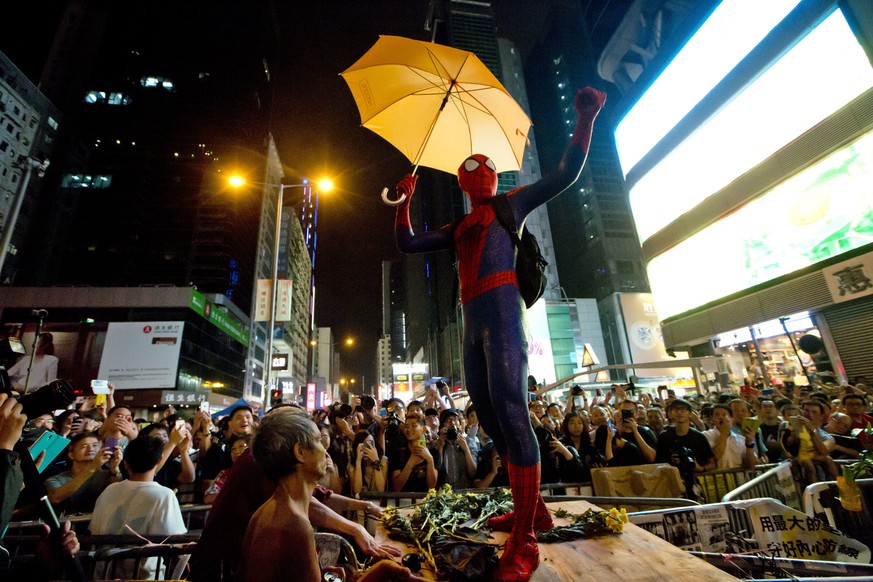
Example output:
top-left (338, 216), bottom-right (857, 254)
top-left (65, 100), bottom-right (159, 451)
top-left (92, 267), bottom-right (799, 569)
top-left (713, 312), bottom-right (830, 387)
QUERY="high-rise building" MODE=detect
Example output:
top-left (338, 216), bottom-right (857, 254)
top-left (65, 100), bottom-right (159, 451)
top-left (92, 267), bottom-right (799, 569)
top-left (0, 52), bottom-right (60, 285)
top-left (1, 1), bottom-right (289, 404)
top-left (525, 2), bottom-right (650, 302)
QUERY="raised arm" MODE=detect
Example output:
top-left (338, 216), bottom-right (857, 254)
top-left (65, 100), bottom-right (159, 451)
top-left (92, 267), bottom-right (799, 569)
top-left (508, 87), bottom-right (606, 219)
top-left (394, 174), bottom-right (455, 254)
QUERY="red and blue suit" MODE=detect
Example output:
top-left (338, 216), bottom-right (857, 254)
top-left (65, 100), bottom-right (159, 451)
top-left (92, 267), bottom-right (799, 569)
top-left (394, 87), bottom-right (605, 581)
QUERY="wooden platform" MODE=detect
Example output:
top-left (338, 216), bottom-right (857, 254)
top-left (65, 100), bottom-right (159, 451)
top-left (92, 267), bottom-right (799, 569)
top-left (375, 500), bottom-right (738, 581)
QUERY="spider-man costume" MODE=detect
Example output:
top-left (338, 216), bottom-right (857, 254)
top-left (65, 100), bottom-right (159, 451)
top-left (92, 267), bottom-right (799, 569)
top-left (394, 87), bottom-right (605, 582)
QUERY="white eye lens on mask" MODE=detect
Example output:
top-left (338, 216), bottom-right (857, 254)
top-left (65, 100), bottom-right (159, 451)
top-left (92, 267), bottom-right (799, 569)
top-left (463, 158), bottom-right (480, 172)
top-left (463, 157), bottom-right (496, 172)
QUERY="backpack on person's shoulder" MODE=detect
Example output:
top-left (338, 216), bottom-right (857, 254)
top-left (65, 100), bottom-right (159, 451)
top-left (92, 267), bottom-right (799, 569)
top-left (490, 194), bottom-right (548, 308)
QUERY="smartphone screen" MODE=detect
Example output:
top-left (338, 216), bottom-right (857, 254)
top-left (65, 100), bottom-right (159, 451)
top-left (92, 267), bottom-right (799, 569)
top-left (200, 400), bottom-right (210, 413)
top-left (175, 419), bottom-right (185, 431)
top-left (90, 379), bottom-right (111, 394)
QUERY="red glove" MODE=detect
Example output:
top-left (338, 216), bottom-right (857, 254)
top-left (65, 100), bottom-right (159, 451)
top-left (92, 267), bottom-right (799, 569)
top-left (396, 173), bottom-right (418, 201)
top-left (395, 174), bottom-right (418, 229)
top-left (570, 87), bottom-right (607, 152)
top-left (574, 87), bottom-right (607, 119)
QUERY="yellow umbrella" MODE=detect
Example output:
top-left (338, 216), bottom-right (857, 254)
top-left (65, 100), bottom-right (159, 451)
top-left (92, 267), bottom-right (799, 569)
top-left (341, 35), bottom-right (531, 200)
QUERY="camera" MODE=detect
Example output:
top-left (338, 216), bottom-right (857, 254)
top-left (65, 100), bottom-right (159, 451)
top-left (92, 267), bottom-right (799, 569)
top-left (571, 385), bottom-right (583, 396)
top-left (0, 374), bottom-right (76, 420)
top-left (330, 403), bottom-right (353, 423)
top-left (361, 394), bottom-right (376, 410)
top-left (621, 409), bottom-right (634, 421)
top-left (445, 427), bottom-right (458, 441)
top-left (384, 410), bottom-right (402, 428)
top-left (670, 445), bottom-right (696, 473)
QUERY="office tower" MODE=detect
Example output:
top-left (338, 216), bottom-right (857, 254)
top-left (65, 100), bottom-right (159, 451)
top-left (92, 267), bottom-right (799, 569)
top-left (3, 1), bottom-right (285, 402)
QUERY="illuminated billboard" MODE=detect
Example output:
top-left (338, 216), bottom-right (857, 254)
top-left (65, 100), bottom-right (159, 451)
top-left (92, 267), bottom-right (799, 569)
top-left (615, 0), bottom-right (803, 174)
top-left (649, 129), bottom-right (873, 319)
top-left (628, 9), bottom-right (873, 243)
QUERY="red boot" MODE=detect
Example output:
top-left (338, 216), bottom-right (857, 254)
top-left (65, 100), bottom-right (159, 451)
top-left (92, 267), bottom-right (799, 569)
top-left (493, 461), bottom-right (542, 582)
top-left (488, 495), bottom-right (553, 532)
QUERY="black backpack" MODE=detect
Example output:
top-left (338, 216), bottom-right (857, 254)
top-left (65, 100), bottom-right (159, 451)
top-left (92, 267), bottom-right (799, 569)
top-left (491, 194), bottom-right (548, 309)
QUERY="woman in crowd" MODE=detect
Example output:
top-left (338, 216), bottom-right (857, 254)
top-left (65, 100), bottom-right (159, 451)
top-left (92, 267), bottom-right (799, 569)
top-left (349, 431), bottom-right (387, 496)
top-left (204, 434), bottom-right (250, 504)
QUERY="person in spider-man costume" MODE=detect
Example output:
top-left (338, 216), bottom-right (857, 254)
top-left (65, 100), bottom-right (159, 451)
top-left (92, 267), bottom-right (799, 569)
top-left (394, 86), bottom-right (605, 582)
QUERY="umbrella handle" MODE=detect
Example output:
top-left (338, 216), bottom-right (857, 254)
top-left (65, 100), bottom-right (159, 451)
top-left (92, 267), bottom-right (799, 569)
top-left (380, 187), bottom-right (406, 206)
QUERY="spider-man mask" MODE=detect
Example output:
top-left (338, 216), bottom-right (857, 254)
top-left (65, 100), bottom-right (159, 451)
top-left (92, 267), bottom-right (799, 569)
top-left (458, 154), bottom-right (497, 207)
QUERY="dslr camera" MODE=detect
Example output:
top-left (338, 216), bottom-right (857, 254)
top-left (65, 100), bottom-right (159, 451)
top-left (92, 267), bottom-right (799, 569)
top-left (445, 427), bottom-right (458, 441)
top-left (669, 445), bottom-right (697, 474)
top-left (571, 385), bottom-right (584, 396)
top-left (384, 410), bottom-right (402, 427)
top-left (0, 369), bottom-right (76, 420)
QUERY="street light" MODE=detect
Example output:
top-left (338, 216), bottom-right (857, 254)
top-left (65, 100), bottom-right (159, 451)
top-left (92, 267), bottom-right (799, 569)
top-left (310, 336), bottom-right (354, 382)
top-left (229, 174), bottom-right (334, 393)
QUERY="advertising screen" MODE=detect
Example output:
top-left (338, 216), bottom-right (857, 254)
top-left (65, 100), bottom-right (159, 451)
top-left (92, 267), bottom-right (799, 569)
top-left (526, 299), bottom-right (557, 385)
top-left (1, 322), bottom-right (108, 394)
top-left (649, 129), bottom-right (873, 320)
top-left (629, 9), bottom-right (873, 243)
top-left (615, 0), bottom-right (803, 174)
top-left (619, 294), bottom-right (692, 379)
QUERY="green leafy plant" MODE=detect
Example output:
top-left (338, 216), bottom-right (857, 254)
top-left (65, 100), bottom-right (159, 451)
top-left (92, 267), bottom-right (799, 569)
top-left (380, 485), bottom-right (628, 576)
top-left (538, 507), bottom-right (629, 543)
top-left (380, 485), bottom-right (512, 575)
top-left (843, 422), bottom-right (873, 484)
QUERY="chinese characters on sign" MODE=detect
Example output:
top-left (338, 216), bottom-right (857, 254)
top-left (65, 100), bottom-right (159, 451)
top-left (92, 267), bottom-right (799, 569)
top-left (824, 252), bottom-right (873, 304)
top-left (272, 353), bottom-right (289, 371)
top-left (161, 390), bottom-right (208, 405)
top-left (276, 279), bottom-right (293, 322)
top-left (255, 279), bottom-right (271, 322)
top-left (254, 279), bottom-right (293, 321)
top-left (745, 498), bottom-right (870, 562)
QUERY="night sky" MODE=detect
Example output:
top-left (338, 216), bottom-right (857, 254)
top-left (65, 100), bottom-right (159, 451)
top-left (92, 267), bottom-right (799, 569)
top-left (1, 1), bottom-right (604, 386)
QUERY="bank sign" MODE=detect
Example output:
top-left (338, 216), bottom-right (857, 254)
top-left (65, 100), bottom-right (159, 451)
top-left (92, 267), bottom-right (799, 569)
top-left (189, 289), bottom-right (250, 346)
top-left (98, 322), bottom-right (184, 389)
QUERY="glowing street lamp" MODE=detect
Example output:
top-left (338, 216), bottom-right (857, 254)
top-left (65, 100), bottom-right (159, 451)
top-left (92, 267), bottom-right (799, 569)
top-left (229, 174), bottom-right (334, 392)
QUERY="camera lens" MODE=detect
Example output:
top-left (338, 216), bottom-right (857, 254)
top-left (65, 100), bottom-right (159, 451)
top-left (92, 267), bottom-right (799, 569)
top-left (446, 427), bottom-right (458, 441)
top-left (17, 379), bottom-right (75, 419)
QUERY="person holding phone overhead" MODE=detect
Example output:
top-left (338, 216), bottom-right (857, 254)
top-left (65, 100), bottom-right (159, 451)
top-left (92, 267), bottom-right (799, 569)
top-left (45, 432), bottom-right (122, 514)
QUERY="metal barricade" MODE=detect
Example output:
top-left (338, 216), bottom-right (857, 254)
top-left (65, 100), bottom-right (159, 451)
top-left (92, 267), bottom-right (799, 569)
top-left (695, 464), bottom-right (775, 504)
top-left (722, 462), bottom-right (804, 509)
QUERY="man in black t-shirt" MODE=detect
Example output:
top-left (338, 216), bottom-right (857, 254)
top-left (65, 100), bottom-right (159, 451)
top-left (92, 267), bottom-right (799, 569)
top-left (757, 400), bottom-right (783, 462)
top-left (655, 399), bottom-right (715, 499)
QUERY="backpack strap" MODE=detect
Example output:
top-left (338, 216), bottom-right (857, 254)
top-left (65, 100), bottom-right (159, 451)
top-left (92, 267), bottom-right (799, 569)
top-left (491, 195), bottom-right (521, 247)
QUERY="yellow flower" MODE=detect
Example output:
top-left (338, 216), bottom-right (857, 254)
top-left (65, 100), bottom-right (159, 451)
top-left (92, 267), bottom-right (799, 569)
top-left (604, 507), bottom-right (627, 533)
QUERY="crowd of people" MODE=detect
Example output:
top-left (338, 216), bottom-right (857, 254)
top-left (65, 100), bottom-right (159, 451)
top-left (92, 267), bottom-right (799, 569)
top-left (2, 377), bottom-right (872, 580)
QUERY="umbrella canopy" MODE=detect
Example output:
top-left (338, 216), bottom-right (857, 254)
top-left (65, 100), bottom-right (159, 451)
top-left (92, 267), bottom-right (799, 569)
top-left (341, 35), bottom-right (531, 176)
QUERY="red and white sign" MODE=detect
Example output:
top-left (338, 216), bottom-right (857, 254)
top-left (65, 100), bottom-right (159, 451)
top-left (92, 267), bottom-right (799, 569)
top-left (306, 382), bottom-right (317, 412)
top-left (276, 279), bottom-right (293, 322)
top-left (255, 279), bottom-right (271, 322)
